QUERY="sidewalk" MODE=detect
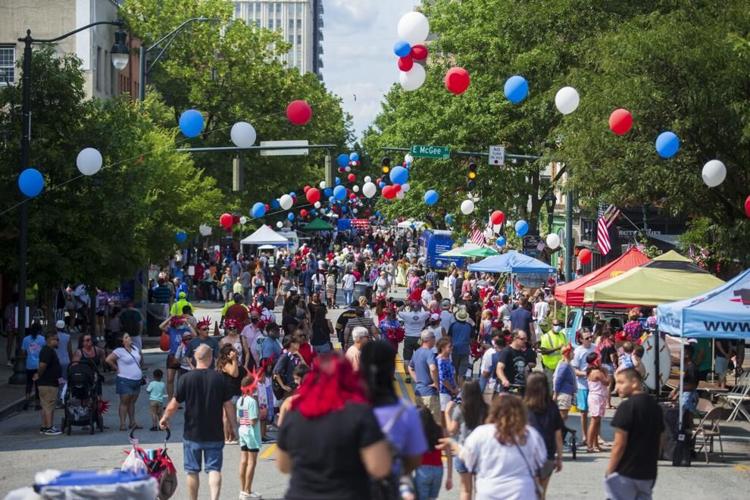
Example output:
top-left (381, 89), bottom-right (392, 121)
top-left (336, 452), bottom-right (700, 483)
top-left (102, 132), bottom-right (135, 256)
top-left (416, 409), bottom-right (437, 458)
top-left (0, 335), bottom-right (28, 421)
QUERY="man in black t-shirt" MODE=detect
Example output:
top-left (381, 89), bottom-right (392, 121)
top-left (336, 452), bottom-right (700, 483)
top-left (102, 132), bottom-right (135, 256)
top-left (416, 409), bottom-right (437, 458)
top-left (496, 330), bottom-right (536, 393)
top-left (605, 368), bottom-right (664, 500)
top-left (35, 332), bottom-right (62, 436)
top-left (161, 344), bottom-right (234, 500)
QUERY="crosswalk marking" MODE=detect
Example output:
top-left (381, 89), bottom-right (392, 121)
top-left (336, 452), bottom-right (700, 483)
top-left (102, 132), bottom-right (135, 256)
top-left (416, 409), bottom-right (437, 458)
top-left (260, 442), bottom-right (277, 459)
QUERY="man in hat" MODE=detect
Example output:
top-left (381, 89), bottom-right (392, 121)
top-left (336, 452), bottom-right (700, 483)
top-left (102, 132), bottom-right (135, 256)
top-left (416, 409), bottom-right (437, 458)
top-left (171, 291), bottom-right (193, 317)
top-left (449, 307), bottom-right (474, 385)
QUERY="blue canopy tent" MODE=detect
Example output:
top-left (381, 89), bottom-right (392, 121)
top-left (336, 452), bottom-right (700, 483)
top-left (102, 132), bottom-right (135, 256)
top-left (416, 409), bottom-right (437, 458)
top-left (657, 268), bottom-right (750, 428)
top-left (468, 250), bottom-right (556, 274)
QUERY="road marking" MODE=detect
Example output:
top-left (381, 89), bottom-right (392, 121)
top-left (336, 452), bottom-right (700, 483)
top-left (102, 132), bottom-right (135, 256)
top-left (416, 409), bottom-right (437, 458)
top-left (260, 443), bottom-right (277, 460)
top-left (394, 380), bottom-right (404, 399)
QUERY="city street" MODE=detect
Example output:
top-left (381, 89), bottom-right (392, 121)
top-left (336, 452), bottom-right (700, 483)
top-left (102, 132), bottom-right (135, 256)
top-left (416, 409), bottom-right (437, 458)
top-left (1, 302), bottom-right (749, 499)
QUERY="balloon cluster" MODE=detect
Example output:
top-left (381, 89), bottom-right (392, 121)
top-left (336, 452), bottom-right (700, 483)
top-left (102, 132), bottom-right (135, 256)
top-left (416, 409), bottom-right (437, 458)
top-left (395, 12), bottom-right (430, 92)
top-left (18, 146), bottom-right (105, 198)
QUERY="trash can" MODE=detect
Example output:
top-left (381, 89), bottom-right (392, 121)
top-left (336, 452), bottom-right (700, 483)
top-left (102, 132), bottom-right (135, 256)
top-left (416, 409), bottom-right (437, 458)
top-left (353, 282), bottom-right (372, 306)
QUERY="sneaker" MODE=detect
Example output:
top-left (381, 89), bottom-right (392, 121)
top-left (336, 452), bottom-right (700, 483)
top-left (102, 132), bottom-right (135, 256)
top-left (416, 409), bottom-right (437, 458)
top-left (44, 426), bottom-right (62, 436)
top-left (39, 426), bottom-right (48, 434)
top-left (239, 492), bottom-right (250, 500)
top-left (248, 493), bottom-right (262, 499)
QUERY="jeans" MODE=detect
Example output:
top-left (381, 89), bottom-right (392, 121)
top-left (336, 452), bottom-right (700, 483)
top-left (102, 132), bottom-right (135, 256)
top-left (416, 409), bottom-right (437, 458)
top-left (604, 472), bottom-right (655, 500)
top-left (313, 343), bottom-right (332, 354)
top-left (343, 289), bottom-right (353, 306)
top-left (414, 465), bottom-right (443, 500)
top-left (183, 439), bottom-right (224, 473)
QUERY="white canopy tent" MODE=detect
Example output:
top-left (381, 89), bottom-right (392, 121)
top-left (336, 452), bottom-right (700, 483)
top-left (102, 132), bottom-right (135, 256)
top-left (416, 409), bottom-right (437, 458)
top-left (240, 225), bottom-right (290, 246)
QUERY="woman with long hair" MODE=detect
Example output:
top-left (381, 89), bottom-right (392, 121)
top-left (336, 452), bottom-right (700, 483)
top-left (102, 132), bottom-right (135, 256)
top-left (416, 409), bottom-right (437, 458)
top-left (444, 381), bottom-right (488, 500)
top-left (524, 372), bottom-right (564, 496)
top-left (216, 343), bottom-right (247, 444)
top-left (72, 332), bottom-right (105, 396)
top-left (440, 395), bottom-right (547, 500)
top-left (276, 353), bottom-right (391, 499)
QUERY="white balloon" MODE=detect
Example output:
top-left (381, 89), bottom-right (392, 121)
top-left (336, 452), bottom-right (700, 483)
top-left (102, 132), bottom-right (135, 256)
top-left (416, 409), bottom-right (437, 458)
top-left (319, 181), bottom-right (327, 189)
top-left (546, 233), bottom-right (561, 250)
top-left (239, 216), bottom-right (248, 225)
top-left (397, 12), bottom-right (430, 45)
top-left (399, 64), bottom-right (426, 91)
top-left (76, 147), bottom-right (103, 176)
top-left (702, 160), bottom-right (726, 187)
top-left (353, 185), bottom-right (360, 193)
top-left (460, 199), bottom-right (475, 215)
top-left (362, 182), bottom-right (377, 198)
top-left (345, 166), bottom-right (351, 172)
top-left (279, 194), bottom-right (293, 210)
top-left (555, 87), bottom-right (580, 115)
top-left (396, 190), bottom-right (406, 200)
top-left (314, 201), bottom-right (321, 209)
top-left (401, 183), bottom-right (410, 193)
top-left (404, 154), bottom-right (414, 164)
top-left (199, 224), bottom-right (212, 236)
top-left (276, 221), bottom-right (283, 228)
top-left (364, 176), bottom-right (372, 183)
top-left (230, 121), bottom-right (256, 148)
top-left (352, 208), bottom-right (358, 214)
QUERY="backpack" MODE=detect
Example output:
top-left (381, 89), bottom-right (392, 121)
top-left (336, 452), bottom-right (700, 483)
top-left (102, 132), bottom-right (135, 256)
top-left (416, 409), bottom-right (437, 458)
top-left (370, 402), bottom-right (409, 500)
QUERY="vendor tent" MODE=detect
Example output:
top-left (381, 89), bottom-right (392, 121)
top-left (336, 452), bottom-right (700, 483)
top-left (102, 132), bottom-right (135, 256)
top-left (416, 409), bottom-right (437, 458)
top-left (468, 250), bottom-right (556, 274)
top-left (555, 247), bottom-right (651, 307)
top-left (657, 268), bottom-right (750, 339)
top-left (583, 250), bottom-right (725, 306)
top-left (240, 225), bottom-right (289, 246)
top-left (303, 218), bottom-right (334, 231)
top-left (439, 243), bottom-right (480, 257)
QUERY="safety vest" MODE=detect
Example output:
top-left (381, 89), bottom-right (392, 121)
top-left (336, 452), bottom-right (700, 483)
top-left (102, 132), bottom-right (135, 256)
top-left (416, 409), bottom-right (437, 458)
top-left (540, 330), bottom-right (567, 371)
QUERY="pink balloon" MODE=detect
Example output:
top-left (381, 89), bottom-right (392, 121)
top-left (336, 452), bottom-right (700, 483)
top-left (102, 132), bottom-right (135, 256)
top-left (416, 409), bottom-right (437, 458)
top-left (286, 100), bottom-right (312, 126)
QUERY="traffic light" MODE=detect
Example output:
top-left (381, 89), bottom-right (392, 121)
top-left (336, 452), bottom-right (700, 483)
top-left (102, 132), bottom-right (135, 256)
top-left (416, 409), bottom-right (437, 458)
top-left (381, 157), bottom-right (391, 175)
top-left (467, 161), bottom-right (477, 189)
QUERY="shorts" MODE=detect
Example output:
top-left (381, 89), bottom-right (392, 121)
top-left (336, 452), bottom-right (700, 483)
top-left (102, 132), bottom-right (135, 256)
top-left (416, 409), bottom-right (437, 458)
top-left (116, 376), bottom-right (142, 395)
top-left (240, 446), bottom-right (259, 453)
top-left (439, 393), bottom-right (452, 411)
top-left (556, 393), bottom-right (573, 410)
top-left (166, 355), bottom-right (181, 370)
top-left (238, 429), bottom-right (260, 451)
top-left (576, 388), bottom-right (589, 413)
top-left (452, 354), bottom-right (470, 380)
top-left (588, 394), bottom-right (606, 417)
top-left (183, 439), bottom-right (224, 473)
top-left (38, 385), bottom-right (58, 413)
top-left (149, 400), bottom-right (164, 412)
top-left (681, 391), bottom-right (698, 413)
top-left (715, 356), bottom-right (729, 377)
top-left (417, 395), bottom-right (441, 425)
top-left (453, 455), bottom-right (470, 474)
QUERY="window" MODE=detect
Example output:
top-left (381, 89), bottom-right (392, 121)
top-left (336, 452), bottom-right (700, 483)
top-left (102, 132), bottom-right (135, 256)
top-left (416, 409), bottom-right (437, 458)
top-left (276, 3), bottom-right (282, 13)
top-left (0, 45), bottom-right (15, 84)
top-left (268, 19), bottom-right (274, 29)
top-left (297, 34), bottom-right (302, 45)
top-left (95, 46), bottom-right (101, 91)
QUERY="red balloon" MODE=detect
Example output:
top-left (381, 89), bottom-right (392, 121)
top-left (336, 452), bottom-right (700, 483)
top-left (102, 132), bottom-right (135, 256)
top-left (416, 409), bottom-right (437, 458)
top-left (444, 67), bottom-right (470, 95)
top-left (286, 100), bottom-right (312, 126)
top-left (303, 185), bottom-right (310, 193)
top-left (348, 174), bottom-right (356, 182)
top-left (306, 188), bottom-right (321, 204)
top-left (579, 248), bottom-right (593, 265)
top-left (609, 108), bottom-right (633, 135)
top-left (220, 213), bottom-right (233, 229)
top-left (411, 44), bottom-right (428, 60)
top-left (745, 195), bottom-right (750, 218)
top-left (393, 184), bottom-right (401, 192)
top-left (490, 210), bottom-right (506, 225)
top-left (349, 193), bottom-right (357, 200)
top-left (382, 186), bottom-right (396, 199)
top-left (398, 56), bottom-right (414, 72)
top-left (300, 209), bottom-right (309, 217)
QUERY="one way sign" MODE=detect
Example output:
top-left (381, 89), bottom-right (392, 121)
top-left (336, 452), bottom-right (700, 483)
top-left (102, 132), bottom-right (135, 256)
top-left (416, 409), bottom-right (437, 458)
top-left (488, 145), bottom-right (505, 166)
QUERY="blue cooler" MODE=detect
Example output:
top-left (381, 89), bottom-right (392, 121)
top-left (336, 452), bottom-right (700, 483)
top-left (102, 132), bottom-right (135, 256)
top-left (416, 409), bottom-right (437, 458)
top-left (32, 470), bottom-right (157, 499)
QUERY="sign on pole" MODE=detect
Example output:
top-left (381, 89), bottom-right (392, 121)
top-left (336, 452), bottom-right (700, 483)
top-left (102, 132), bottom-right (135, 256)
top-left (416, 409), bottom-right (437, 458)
top-left (410, 144), bottom-right (451, 159)
top-left (260, 140), bottom-right (309, 156)
top-left (489, 145), bottom-right (505, 166)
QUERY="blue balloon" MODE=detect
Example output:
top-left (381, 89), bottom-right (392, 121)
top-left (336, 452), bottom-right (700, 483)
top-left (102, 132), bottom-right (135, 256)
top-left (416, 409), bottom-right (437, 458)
top-left (324, 188), bottom-right (333, 197)
top-left (290, 191), bottom-right (296, 197)
top-left (337, 153), bottom-right (350, 167)
top-left (271, 199), bottom-right (280, 209)
top-left (496, 236), bottom-right (506, 247)
top-left (375, 211), bottom-right (382, 217)
top-left (444, 214), bottom-right (454, 226)
top-left (251, 202), bottom-right (266, 218)
top-left (334, 177), bottom-right (341, 186)
top-left (393, 40), bottom-right (411, 58)
top-left (175, 231), bottom-right (188, 243)
top-left (378, 181), bottom-right (386, 188)
top-left (349, 152), bottom-right (360, 162)
top-left (178, 109), bottom-right (204, 138)
top-left (424, 189), bottom-right (439, 206)
top-left (390, 166), bottom-right (409, 185)
top-left (655, 131), bottom-right (680, 159)
top-left (287, 212), bottom-right (295, 221)
top-left (18, 168), bottom-right (44, 198)
top-left (515, 220), bottom-right (529, 237)
top-left (333, 185), bottom-right (347, 201)
top-left (311, 209), bottom-right (318, 216)
top-left (504, 75), bottom-right (529, 104)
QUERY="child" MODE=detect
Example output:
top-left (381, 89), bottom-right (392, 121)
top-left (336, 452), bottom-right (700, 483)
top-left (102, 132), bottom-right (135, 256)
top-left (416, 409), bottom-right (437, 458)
top-left (146, 369), bottom-right (167, 431)
top-left (255, 362), bottom-right (277, 442)
top-left (616, 341), bottom-right (635, 372)
top-left (237, 375), bottom-right (262, 499)
top-left (586, 353), bottom-right (608, 453)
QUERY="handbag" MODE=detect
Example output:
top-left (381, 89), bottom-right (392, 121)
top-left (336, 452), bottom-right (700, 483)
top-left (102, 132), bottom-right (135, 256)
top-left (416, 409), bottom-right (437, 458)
top-left (515, 440), bottom-right (544, 500)
top-left (159, 331), bottom-right (170, 352)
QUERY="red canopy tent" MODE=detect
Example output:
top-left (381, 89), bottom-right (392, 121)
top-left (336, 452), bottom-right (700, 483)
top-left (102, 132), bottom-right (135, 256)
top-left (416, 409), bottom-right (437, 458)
top-left (554, 247), bottom-right (651, 307)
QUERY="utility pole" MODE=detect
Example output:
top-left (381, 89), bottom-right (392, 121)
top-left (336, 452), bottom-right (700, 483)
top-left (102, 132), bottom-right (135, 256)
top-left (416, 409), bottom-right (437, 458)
top-left (565, 189), bottom-right (574, 281)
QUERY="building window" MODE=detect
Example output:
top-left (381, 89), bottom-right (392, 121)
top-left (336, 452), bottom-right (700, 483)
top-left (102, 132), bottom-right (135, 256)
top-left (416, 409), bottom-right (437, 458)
top-left (95, 46), bottom-right (101, 91)
top-left (0, 45), bottom-right (15, 84)
top-left (297, 35), bottom-right (302, 45)
top-left (276, 3), bottom-right (282, 13)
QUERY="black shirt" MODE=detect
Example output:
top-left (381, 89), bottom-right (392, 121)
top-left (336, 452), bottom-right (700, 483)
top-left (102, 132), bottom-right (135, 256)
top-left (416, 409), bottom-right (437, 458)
top-left (175, 369), bottom-right (233, 442)
top-left (278, 403), bottom-right (384, 500)
top-left (37, 346), bottom-right (61, 387)
top-left (527, 402), bottom-right (564, 460)
top-left (224, 365), bottom-right (248, 397)
top-left (498, 346), bottom-right (534, 386)
top-left (611, 393), bottom-right (664, 480)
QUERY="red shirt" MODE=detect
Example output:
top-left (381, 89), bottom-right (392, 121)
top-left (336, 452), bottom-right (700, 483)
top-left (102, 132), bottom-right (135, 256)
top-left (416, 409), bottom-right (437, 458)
top-left (421, 448), bottom-right (442, 466)
top-left (298, 342), bottom-right (316, 366)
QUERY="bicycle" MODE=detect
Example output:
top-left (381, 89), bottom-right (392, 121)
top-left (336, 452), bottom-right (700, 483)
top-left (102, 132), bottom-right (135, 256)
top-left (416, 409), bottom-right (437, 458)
top-left (562, 425), bottom-right (577, 460)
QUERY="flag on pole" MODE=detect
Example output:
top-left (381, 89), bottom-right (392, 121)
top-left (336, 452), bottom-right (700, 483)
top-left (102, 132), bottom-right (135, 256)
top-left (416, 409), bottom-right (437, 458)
top-left (597, 204), bottom-right (621, 255)
top-left (469, 220), bottom-right (486, 246)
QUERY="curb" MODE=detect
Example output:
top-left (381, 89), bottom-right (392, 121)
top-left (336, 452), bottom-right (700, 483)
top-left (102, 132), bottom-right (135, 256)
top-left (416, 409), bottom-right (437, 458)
top-left (0, 396), bottom-right (27, 422)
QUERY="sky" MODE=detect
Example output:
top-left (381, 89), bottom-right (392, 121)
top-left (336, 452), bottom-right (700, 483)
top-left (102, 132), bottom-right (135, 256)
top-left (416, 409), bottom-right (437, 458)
top-left (321, 0), bottom-right (419, 139)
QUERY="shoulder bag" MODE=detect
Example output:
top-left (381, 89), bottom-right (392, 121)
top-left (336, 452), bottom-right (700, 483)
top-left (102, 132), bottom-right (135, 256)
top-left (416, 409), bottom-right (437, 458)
top-left (514, 438), bottom-right (544, 500)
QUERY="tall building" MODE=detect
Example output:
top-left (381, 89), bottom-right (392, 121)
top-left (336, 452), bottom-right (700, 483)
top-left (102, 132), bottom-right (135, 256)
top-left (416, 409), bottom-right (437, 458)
top-left (232, 0), bottom-right (323, 77)
top-left (0, 0), bottom-right (129, 98)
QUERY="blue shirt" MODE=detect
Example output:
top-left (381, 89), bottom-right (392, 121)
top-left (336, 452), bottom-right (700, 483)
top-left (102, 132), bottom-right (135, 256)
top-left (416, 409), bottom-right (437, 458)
top-left (261, 337), bottom-right (282, 361)
top-left (146, 380), bottom-right (168, 404)
top-left (510, 307), bottom-right (533, 334)
top-left (437, 357), bottom-right (455, 395)
top-left (553, 360), bottom-right (577, 396)
top-left (22, 335), bottom-right (46, 370)
top-left (448, 321), bottom-right (473, 356)
top-left (409, 347), bottom-right (437, 396)
top-left (572, 345), bottom-right (596, 389)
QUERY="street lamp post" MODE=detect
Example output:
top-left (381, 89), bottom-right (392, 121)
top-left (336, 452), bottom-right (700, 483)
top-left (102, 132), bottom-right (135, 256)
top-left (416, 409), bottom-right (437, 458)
top-left (11, 22), bottom-right (129, 385)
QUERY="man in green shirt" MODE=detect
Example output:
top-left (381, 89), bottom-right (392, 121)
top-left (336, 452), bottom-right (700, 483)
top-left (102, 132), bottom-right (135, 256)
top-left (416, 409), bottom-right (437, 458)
top-left (170, 291), bottom-right (192, 316)
top-left (540, 320), bottom-right (568, 387)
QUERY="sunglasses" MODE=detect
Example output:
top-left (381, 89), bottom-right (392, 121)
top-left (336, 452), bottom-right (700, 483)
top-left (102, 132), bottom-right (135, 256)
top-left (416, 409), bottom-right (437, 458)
top-left (583, 336), bottom-right (593, 341)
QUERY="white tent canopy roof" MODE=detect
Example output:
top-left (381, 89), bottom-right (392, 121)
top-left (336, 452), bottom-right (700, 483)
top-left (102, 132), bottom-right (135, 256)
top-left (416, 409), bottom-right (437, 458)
top-left (240, 225), bottom-right (290, 246)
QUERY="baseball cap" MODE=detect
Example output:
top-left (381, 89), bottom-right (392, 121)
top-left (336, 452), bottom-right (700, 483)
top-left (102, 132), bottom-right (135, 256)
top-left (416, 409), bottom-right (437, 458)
top-left (430, 313), bottom-right (440, 322)
top-left (55, 320), bottom-right (66, 329)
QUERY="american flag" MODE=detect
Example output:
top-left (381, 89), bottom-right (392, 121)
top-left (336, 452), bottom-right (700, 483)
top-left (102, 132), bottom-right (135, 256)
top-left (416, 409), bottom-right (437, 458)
top-left (351, 219), bottom-right (370, 229)
top-left (469, 220), bottom-right (486, 245)
top-left (597, 204), bottom-right (621, 255)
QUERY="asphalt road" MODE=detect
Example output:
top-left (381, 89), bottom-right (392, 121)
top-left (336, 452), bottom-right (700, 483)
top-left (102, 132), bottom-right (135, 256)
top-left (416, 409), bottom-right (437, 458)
top-left (1, 300), bottom-right (749, 499)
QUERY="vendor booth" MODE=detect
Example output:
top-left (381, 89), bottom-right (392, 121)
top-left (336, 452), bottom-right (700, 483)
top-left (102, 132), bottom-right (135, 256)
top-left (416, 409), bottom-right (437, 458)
top-left (302, 218), bottom-right (334, 232)
top-left (240, 225), bottom-right (290, 247)
top-left (468, 250), bottom-right (556, 275)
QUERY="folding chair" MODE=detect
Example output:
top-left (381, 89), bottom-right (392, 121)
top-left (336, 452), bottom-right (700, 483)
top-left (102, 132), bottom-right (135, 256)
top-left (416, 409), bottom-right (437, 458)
top-left (692, 407), bottom-right (724, 463)
top-left (720, 372), bottom-right (750, 421)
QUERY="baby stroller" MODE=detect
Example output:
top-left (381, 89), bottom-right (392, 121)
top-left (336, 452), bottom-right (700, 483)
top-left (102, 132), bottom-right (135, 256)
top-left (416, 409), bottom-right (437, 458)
top-left (61, 361), bottom-right (103, 435)
top-left (123, 428), bottom-right (178, 500)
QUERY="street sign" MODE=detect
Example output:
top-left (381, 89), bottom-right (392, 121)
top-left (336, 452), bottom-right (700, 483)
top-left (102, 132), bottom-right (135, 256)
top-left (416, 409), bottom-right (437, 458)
top-left (410, 144), bottom-right (451, 159)
top-left (260, 140), bottom-right (309, 156)
top-left (489, 145), bottom-right (505, 166)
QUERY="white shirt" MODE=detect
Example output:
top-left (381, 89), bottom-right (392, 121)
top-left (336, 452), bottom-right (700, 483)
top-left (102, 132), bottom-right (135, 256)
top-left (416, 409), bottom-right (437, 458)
top-left (533, 301), bottom-right (549, 323)
top-left (398, 310), bottom-right (431, 337)
top-left (342, 274), bottom-right (356, 290)
top-left (113, 347), bottom-right (142, 381)
top-left (462, 424), bottom-right (546, 500)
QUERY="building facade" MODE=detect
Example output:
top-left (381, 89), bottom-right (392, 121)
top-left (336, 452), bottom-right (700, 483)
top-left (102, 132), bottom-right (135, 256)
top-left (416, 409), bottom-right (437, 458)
top-left (0, 0), bottom-right (127, 98)
top-left (232, 0), bottom-right (323, 77)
